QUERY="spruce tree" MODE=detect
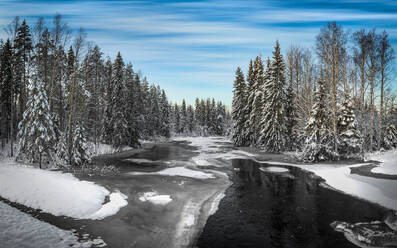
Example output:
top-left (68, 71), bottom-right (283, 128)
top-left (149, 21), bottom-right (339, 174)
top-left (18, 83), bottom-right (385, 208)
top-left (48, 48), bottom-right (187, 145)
top-left (243, 60), bottom-right (254, 145)
top-left (337, 97), bottom-right (362, 159)
top-left (102, 57), bottom-right (113, 143)
top-left (232, 67), bottom-right (247, 146)
top-left (301, 80), bottom-right (337, 162)
top-left (260, 41), bottom-right (288, 152)
top-left (159, 90), bottom-right (171, 138)
top-left (111, 52), bottom-right (129, 150)
top-left (285, 82), bottom-right (297, 150)
top-left (248, 56), bottom-right (264, 145)
top-left (18, 78), bottom-right (56, 168)
top-left (383, 123), bottom-right (397, 149)
top-left (71, 122), bottom-right (92, 166)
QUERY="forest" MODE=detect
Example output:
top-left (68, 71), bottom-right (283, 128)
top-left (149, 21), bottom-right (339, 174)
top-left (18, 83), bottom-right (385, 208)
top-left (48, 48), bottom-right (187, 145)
top-left (0, 15), bottom-right (230, 167)
top-left (232, 22), bottom-right (396, 162)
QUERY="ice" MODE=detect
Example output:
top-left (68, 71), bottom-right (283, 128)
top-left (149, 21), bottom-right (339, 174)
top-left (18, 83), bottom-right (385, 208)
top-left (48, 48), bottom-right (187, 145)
top-left (260, 166), bottom-right (289, 173)
top-left (173, 136), bottom-right (256, 167)
top-left (0, 201), bottom-right (106, 248)
top-left (0, 160), bottom-right (127, 219)
top-left (139, 191), bottom-right (172, 205)
top-left (129, 166), bottom-right (215, 179)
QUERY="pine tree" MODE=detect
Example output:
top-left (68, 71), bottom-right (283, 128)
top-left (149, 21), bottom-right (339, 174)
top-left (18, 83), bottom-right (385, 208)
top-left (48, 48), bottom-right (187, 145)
top-left (260, 41), bottom-right (288, 152)
top-left (301, 80), bottom-right (338, 162)
top-left (180, 99), bottom-right (187, 133)
top-left (285, 82), bottom-right (297, 150)
top-left (125, 63), bottom-right (140, 147)
top-left (17, 78), bottom-right (56, 168)
top-left (383, 123), bottom-right (397, 149)
top-left (14, 19), bottom-right (32, 123)
top-left (243, 60), bottom-right (254, 145)
top-left (102, 57), bottom-right (113, 143)
top-left (232, 67), bottom-right (247, 146)
top-left (0, 40), bottom-right (13, 154)
top-left (159, 90), bottom-right (171, 138)
top-left (71, 122), bottom-right (92, 166)
top-left (338, 96), bottom-right (363, 159)
top-left (111, 52), bottom-right (128, 150)
top-left (248, 56), bottom-right (264, 145)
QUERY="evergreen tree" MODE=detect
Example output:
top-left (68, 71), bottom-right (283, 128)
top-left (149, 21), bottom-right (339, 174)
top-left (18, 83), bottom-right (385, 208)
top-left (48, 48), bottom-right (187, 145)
top-left (159, 90), bottom-right (171, 138)
top-left (186, 105), bottom-right (195, 134)
top-left (260, 41), bottom-right (288, 152)
top-left (243, 60), bottom-right (255, 145)
top-left (337, 97), bottom-right (363, 159)
top-left (301, 80), bottom-right (338, 162)
top-left (18, 79), bottom-right (56, 168)
top-left (102, 57), bottom-right (113, 143)
top-left (0, 40), bottom-right (13, 153)
top-left (384, 123), bottom-right (397, 149)
top-left (248, 56), bottom-right (265, 145)
top-left (71, 122), bottom-right (92, 166)
top-left (180, 99), bottom-right (187, 133)
top-left (285, 82), bottom-right (297, 150)
top-left (125, 63), bottom-right (140, 147)
top-left (111, 52), bottom-right (128, 150)
top-left (232, 67), bottom-right (247, 146)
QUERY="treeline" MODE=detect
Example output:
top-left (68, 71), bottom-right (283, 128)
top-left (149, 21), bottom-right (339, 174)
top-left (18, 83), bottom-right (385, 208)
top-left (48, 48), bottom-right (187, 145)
top-left (170, 98), bottom-right (231, 136)
top-left (232, 22), bottom-right (396, 162)
top-left (0, 15), bottom-right (228, 167)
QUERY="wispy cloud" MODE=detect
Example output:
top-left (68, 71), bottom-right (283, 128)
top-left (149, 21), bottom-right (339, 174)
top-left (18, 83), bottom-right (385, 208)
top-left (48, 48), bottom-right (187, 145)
top-left (0, 0), bottom-right (396, 105)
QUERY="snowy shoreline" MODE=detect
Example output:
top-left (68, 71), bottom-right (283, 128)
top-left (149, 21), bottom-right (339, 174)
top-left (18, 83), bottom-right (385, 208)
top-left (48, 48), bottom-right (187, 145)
top-left (0, 159), bottom-right (128, 220)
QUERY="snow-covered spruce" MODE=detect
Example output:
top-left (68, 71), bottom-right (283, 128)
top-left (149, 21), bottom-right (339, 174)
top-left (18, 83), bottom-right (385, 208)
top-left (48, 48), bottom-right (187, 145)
top-left (17, 79), bottom-right (56, 168)
top-left (260, 41), bottom-right (288, 152)
top-left (232, 67), bottom-right (247, 146)
top-left (337, 97), bottom-right (363, 159)
top-left (301, 80), bottom-right (338, 162)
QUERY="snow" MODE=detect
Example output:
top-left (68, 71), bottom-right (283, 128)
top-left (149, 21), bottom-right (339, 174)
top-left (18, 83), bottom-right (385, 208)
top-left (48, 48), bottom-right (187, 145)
top-left (260, 166), bottom-right (289, 173)
top-left (139, 191), bottom-right (172, 205)
top-left (129, 166), bottom-right (215, 179)
top-left (367, 149), bottom-right (397, 175)
top-left (0, 201), bottom-right (106, 248)
top-left (0, 160), bottom-right (127, 219)
top-left (265, 160), bottom-right (397, 211)
top-left (91, 142), bottom-right (132, 155)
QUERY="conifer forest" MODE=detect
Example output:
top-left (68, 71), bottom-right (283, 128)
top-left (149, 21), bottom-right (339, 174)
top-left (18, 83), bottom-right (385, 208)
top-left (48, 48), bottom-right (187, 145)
top-left (1, 2), bottom-right (397, 248)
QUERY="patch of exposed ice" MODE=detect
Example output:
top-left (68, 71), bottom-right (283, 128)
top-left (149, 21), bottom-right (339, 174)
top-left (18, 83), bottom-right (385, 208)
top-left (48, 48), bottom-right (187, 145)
top-left (128, 166), bottom-right (214, 179)
top-left (0, 160), bottom-right (127, 219)
top-left (0, 201), bottom-right (106, 248)
top-left (139, 191), bottom-right (172, 205)
top-left (173, 136), bottom-right (257, 167)
top-left (260, 166), bottom-right (289, 173)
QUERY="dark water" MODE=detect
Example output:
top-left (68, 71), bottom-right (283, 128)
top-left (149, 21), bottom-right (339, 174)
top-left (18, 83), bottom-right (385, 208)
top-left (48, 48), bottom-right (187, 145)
top-left (196, 159), bottom-right (390, 248)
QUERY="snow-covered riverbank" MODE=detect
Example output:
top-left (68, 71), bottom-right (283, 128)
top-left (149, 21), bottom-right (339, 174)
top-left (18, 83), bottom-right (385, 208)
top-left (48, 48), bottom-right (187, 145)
top-left (0, 159), bottom-right (127, 219)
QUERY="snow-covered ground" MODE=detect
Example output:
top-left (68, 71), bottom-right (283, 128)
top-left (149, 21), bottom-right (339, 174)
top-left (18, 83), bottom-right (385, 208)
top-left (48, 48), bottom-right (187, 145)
top-left (0, 159), bottom-right (127, 219)
top-left (367, 149), bottom-right (397, 175)
top-left (264, 160), bottom-right (397, 211)
top-left (0, 201), bottom-right (106, 248)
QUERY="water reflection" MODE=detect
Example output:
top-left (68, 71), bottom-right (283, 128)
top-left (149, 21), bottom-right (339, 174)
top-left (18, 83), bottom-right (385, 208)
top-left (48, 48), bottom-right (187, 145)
top-left (196, 159), bottom-right (389, 248)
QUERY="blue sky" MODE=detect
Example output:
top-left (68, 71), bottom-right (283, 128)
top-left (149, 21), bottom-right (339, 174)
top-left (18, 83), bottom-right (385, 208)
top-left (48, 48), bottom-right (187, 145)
top-left (1, 0), bottom-right (397, 105)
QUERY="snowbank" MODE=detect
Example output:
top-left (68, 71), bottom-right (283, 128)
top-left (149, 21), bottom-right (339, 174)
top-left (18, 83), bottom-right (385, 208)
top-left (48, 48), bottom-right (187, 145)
top-left (139, 191), bottom-right (172, 205)
top-left (367, 149), bottom-right (397, 175)
top-left (265, 160), bottom-right (397, 211)
top-left (0, 160), bottom-right (127, 219)
top-left (0, 201), bottom-right (106, 248)
top-left (129, 166), bottom-right (214, 179)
